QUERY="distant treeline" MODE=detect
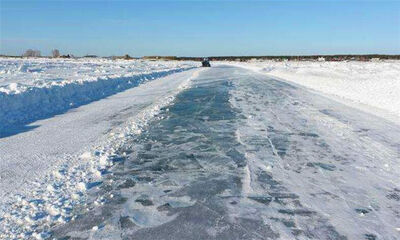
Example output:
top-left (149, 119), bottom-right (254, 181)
top-left (2, 54), bottom-right (399, 61)
top-left (174, 54), bottom-right (400, 61)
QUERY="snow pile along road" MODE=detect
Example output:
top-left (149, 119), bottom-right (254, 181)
top-left (226, 60), bottom-right (400, 122)
top-left (0, 58), bottom-right (196, 134)
top-left (0, 66), bottom-right (201, 239)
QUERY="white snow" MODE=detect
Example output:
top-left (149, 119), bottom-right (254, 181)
top-left (226, 60), bottom-right (400, 123)
top-left (0, 60), bottom-right (201, 239)
top-left (0, 58), bottom-right (197, 132)
top-left (0, 58), bottom-right (195, 91)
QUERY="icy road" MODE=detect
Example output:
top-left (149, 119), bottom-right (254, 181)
top-left (2, 66), bottom-right (400, 240)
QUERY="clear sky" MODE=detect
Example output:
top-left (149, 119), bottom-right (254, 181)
top-left (1, 0), bottom-right (399, 57)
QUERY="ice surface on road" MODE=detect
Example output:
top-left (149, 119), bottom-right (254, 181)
top-left (226, 60), bottom-right (400, 121)
top-left (0, 69), bottom-right (201, 239)
top-left (39, 66), bottom-right (400, 240)
top-left (0, 58), bottom-right (196, 134)
top-left (230, 67), bottom-right (400, 239)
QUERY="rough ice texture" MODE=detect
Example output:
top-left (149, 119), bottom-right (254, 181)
top-left (0, 58), bottom-right (196, 131)
top-left (226, 60), bottom-right (400, 121)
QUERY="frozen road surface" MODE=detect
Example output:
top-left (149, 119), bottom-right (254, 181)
top-left (2, 66), bottom-right (400, 239)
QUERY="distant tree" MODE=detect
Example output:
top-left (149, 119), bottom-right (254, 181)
top-left (52, 49), bottom-right (60, 58)
top-left (124, 54), bottom-right (133, 60)
top-left (23, 49), bottom-right (34, 57)
top-left (23, 49), bottom-right (41, 57)
top-left (33, 50), bottom-right (41, 57)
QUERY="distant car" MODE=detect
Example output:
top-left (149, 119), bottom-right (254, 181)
top-left (202, 58), bottom-right (211, 67)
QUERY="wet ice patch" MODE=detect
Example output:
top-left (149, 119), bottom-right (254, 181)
top-left (118, 185), bottom-right (196, 229)
top-left (124, 207), bottom-right (176, 228)
top-left (306, 162), bottom-right (336, 171)
top-left (166, 196), bottom-right (195, 208)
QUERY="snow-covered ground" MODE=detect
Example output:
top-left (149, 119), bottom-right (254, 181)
top-left (0, 58), bottom-right (195, 92)
top-left (0, 62), bottom-right (202, 238)
top-left (0, 58), bottom-right (198, 238)
top-left (226, 60), bottom-right (400, 123)
top-left (1, 59), bottom-right (399, 239)
top-left (0, 58), bottom-right (196, 134)
top-left (13, 66), bottom-right (396, 240)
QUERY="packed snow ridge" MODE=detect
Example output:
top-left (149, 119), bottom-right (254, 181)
top-left (0, 58), bottom-right (197, 133)
top-left (226, 60), bottom-right (400, 123)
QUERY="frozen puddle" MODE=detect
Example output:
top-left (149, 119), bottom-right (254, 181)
top-left (16, 66), bottom-right (400, 239)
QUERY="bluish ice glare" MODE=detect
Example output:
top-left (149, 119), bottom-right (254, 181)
top-left (50, 66), bottom-right (400, 240)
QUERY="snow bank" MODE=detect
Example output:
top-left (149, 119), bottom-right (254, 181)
top-left (0, 58), bottom-right (196, 132)
top-left (0, 68), bottom-right (202, 239)
top-left (227, 60), bottom-right (400, 121)
top-left (0, 58), bottom-right (196, 90)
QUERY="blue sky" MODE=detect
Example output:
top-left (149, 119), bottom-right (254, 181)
top-left (1, 0), bottom-right (399, 57)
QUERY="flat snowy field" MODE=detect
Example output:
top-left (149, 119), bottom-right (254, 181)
top-left (0, 58), bottom-right (196, 135)
top-left (225, 60), bottom-right (400, 123)
top-left (0, 58), bottom-right (195, 92)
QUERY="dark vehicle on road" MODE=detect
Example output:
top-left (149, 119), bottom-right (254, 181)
top-left (202, 58), bottom-right (211, 67)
